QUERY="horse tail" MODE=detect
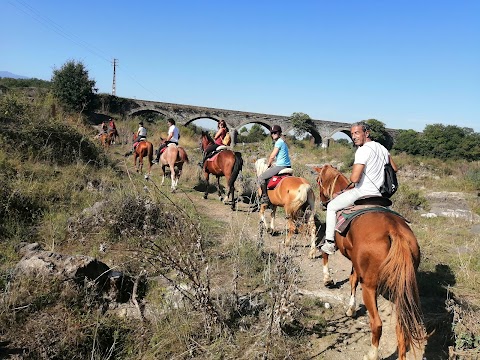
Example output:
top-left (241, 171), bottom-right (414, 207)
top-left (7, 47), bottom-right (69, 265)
top-left (228, 151), bottom-right (243, 188)
top-left (291, 183), bottom-right (312, 213)
top-left (378, 224), bottom-right (426, 350)
top-left (182, 148), bottom-right (189, 163)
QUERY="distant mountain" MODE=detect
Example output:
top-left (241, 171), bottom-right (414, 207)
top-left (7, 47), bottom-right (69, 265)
top-left (0, 71), bottom-right (29, 79)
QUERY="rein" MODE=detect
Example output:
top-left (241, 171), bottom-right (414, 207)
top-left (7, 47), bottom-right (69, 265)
top-left (317, 167), bottom-right (353, 207)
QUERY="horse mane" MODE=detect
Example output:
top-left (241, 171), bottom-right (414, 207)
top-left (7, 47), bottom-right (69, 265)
top-left (202, 131), bottom-right (214, 145)
top-left (255, 158), bottom-right (268, 176)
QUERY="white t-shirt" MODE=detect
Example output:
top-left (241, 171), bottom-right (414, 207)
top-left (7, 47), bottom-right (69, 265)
top-left (168, 125), bottom-right (180, 143)
top-left (354, 141), bottom-right (390, 196)
top-left (137, 126), bottom-right (147, 137)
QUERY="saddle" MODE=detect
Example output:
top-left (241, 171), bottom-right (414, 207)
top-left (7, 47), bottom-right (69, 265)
top-left (133, 138), bottom-right (146, 148)
top-left (205, 146), bottom-right (229, 162)
top-left (335, 196), bottom-right (406, 235)
top-left (267, 168), bottom-right (294, 190)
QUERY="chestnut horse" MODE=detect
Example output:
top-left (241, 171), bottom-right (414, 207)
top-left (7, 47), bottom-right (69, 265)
top-left (98, 132), bottom-right (114, 149)
top-left (255, 158), bottom-right (316, 255)
top-left (158, 139), bottom-right (189, 192)
top-left (314, 164), bottom-right (425, 360)
top-left (131, 133), bottom-right (153, 176)
top-left (200, 131), bottom-right (243, 210)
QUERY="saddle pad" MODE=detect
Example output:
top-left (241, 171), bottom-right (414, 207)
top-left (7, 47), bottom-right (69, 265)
top-left (335, 205), bottom-right (407, 235)
top-left (206, 151), bottom-right (223, 162)
top-left (278, 168), bottom-right (294, 175)
top-left (267, 174), bottom-right (291, 190)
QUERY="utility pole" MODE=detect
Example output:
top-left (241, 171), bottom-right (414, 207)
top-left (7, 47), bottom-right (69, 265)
top-left (112, 58), bottom-right (118, 96)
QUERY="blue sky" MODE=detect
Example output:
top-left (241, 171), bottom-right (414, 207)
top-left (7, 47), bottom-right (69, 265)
top-left (1, 0), bottom-right (479, 132)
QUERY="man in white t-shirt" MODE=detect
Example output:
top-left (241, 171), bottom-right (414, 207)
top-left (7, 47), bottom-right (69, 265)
top-left (321, 122), bottom-right (398, 255)
top-left (153, 118), bottom-right (180, 163)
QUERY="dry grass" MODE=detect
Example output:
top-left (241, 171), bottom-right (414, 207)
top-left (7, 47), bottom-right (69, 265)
top-left (1, 102), bottom-right (479, 358)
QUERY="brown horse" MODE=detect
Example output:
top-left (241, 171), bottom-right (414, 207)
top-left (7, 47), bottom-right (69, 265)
top-left (314, 164), bottom-right (425, 360)
top-left (98, 132), bottom-right (114, 149)
top-left (109, 128), bottom-right (119, 144)
top-left (158, 139), bottom-right (189, 192)
top-left (255, 158), bottom-right (316, 254)
top-left (200, 131), bottom-right (243, 210)
top-left (131, 133), bottom-right (153, 177)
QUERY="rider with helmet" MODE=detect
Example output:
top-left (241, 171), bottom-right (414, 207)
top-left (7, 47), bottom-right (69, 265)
top-left (257, 125), bottom-right (291, 205)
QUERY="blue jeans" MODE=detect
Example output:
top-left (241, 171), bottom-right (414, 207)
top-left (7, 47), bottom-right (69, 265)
top-left (325, 187), bottom-right (362, 241)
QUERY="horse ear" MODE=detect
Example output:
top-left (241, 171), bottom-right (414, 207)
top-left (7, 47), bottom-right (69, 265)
top-left (313, 167), bottom-right (321, 173)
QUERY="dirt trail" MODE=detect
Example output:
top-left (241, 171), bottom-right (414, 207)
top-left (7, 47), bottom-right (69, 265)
top-left (177, 188), bottom-right (425, 360)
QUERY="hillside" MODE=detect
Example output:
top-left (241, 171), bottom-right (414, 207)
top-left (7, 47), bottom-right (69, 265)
top-left (0, 99), bottom-right (479, 359)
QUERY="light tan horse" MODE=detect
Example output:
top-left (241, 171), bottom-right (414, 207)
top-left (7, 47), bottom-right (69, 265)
top-left (314, 164), bottom-right (426, 360)
top-left (158, 140), bottom-right (189, 192)
top-left (255, 158), bottom-right (316, 255)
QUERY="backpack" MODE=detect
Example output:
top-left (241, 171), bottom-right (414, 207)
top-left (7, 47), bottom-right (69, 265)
top-left (222, 132), bottom-right (231, 146)
top-left (379, 163), bottom-right (398, 198)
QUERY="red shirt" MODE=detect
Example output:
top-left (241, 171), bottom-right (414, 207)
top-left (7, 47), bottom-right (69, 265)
top-left (214, 128), bottom-right (227, 145)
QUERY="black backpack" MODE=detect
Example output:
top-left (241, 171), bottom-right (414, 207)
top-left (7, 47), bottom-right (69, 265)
top-left (380, 163), bottom-right (398, 198)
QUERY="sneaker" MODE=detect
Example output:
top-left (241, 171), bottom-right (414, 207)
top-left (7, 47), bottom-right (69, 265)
top-left (260, 194), bottom-right (269, 205)
top-left (321, 240), bottom-right (336, 255)
top-left (152, 159), bottom-right (159, 164)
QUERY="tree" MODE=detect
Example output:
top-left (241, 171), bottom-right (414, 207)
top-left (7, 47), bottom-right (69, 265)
top-left (51, 60), bottom-right (96, 113)
top-left (365, 119), bottom-right (393, 149)
top-left (290, 112), bottom-right (315, 138)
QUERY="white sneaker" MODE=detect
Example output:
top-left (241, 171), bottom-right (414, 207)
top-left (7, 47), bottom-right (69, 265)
top-left (321, 241), bottom-right (336, 255)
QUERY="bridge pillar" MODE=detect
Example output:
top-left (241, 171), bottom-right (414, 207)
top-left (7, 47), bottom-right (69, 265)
top-left (231, 128), bottom-right (238, 147)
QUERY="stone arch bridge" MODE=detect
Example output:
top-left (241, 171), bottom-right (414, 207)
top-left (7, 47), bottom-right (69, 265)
top-left (125, 98), bottom-right (398, 147)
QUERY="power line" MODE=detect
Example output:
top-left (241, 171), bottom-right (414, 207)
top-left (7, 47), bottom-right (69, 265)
top-left (8, 0), bottom-right (162, 99)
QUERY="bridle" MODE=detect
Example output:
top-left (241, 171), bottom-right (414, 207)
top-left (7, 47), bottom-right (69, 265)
top-left (316, 166), bottom-right (353, 208)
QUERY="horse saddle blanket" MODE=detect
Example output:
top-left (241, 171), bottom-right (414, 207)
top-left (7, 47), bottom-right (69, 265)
top-left (206, 149), bottom-right (227, 162)
top-left (335, 204), bottom-right (407, 235)
top-left (267, 174), bottom-right (291, 190)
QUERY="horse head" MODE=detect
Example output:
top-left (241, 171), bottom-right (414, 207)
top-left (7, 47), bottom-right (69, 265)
top-left (200, 131), bottom-right (214, 151)
top-left (313, 165), bottom-right (350, 205)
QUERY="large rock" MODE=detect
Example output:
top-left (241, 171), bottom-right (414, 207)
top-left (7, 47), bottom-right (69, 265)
top-left (14, 243), bottom-right (133, 303)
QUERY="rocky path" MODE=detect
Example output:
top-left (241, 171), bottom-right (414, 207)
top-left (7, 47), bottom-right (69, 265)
top-left (175, 187), bottom-right (426, 360)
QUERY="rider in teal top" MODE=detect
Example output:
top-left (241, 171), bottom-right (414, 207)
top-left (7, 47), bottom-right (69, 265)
top-left (257, 125), bottom-right (292, 204)
top-left (274, 136), bottom-right (291, 167)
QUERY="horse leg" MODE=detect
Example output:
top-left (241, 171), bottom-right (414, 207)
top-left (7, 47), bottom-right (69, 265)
top-left (346, 267), bottom-right (359, 316)
top-left (134, 154), bottom-right (139, 173)
top-left (217, 176), bottom-right (223, 202)
top-left (169, 163), bottom-right (176, 192)
top-left (268, 205), bottom-right (277, 235)
top-left (322, 253), bottom-right (334, 287)
top-left (203, 172), bottom-right (210, 199)
top-left (285, 216), bottom-right (296, 247)
top-left (307, 212), bottom-right (317, 259)
top-left (259, 203), bottom-right (268, 233)
top-left (161, 166), bottom-right (166, 186)
top-left (362, 284), bottom-right (382, 360)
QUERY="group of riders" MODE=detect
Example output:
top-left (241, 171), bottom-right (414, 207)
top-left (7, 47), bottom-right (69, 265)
top-left (119, 118), bottom-right (397, 256)
top-left (98, 118), bottom-right (118, 144)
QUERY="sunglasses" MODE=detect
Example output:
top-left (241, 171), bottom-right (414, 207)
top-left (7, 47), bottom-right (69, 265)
top-left (271, 131), bottom-right (279, 135)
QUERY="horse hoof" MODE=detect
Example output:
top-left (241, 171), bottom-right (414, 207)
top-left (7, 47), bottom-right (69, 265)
top-left (346, 308), bottom-right (356, 317)
top-left (144, 174), bottom-right (149, 180)
top-left (324, 279), bottom-right (335, 288)
top-left (203, 195), bottom-right (208, 199)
